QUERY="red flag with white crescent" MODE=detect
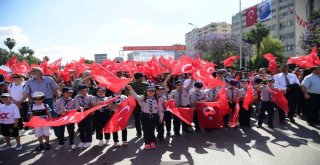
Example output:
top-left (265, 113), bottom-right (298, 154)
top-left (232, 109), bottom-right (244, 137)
top-left (24, 97), bottom-right (118, 127)
top-left (195, 102), bottom-right (224, 128)
top-left (165, 99), bottom-right (194, 125)
top-left (103, 96), bottom-right (136, 133)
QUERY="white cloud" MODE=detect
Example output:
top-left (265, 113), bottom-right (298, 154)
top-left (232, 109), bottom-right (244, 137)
top-left (0, 26), bottom-right (29, 44)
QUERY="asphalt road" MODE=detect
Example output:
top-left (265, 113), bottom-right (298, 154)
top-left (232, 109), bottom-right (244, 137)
top-left (0, 110), bottom-right (320, 165)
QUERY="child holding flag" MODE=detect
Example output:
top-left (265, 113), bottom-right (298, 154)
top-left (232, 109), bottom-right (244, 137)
top-left (29, 92), bottom-right (52, 151)
top-left (127, 85), bottom-right (163, 150)
top-left (54, 87), bottom-right (76, 150)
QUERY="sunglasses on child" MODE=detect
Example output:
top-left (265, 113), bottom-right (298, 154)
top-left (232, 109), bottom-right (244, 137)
top-left (33, 98), bottom-right (43, 101)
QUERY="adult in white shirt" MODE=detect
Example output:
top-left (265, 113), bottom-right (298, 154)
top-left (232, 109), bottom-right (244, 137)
top-left (274, 64), bottom-right (300, 124)
top-left (8, 74), bottom-right (30, 135)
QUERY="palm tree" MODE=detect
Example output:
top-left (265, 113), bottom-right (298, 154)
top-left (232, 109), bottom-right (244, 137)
top-left (243, 23), bottom-right (270, 61)
top-left (3, 38), bottom-right (16, 53)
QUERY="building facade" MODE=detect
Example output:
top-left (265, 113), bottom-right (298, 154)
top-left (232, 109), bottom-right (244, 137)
top-left (185, 22), bottom-right (232, 56)
top-left (232, 0), bottom-right (320, 57)
top-left (94, 54), bottom-right (108, 64)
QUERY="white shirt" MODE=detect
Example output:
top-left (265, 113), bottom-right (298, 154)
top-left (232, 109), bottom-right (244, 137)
top-left (301, 73), bottom-right (320, 94)
top-left (0, 104), bottom-right (20, 124)
top-left (274, 72), bottom-right (300, 90)
top-left (8, 83), bottom-right (28, 102)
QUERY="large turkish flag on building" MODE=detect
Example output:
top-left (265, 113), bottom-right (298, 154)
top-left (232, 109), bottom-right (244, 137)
top-left (246, 5), bottom-right (257, 27)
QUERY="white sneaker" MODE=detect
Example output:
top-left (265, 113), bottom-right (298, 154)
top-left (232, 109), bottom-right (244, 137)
top-left (0, 145), bottom-right (12, 151)
top-left (55, 145), bottom-right (64, 151)
top-left (98, 140), bottom-right (104, 146)
top-left (105, 140), bottom-right (110, 145)
top-left (77, 142), bottom-right (85, 148)
top-left (15, 144), bottom-right (22, 151)
top-left (83, 142), bottom-right (91, 148)
top-left (113, 142), bottom-right (121, 148)
top-left (71, 144), bottom-right (77, 150)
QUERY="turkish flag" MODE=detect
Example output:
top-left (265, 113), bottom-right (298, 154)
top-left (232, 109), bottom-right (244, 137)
top-left (0, 69), bottom-right (9, 79)
top-left (223, 56), bottom-right (240, 67)
top-left (24, 96), bottom-right (119, 127)
top-left (49, 58), bottom-right (62, 72)
top-left (269, 88), bottom-right (289, 114)
top-left (193, 59), bottom-right (216, 74)
top-left (264, 53), bottom-right (278, 74)
top-left (165, 99), bottom-right (194, 125)
top-left (91, 63), bottom-right (131, 92)
top-left (246, 5), bottom-right (257, 27)
top-left (287, 47), bottom-right (320, 68)
top-left (195, 102), bottom-right (224, 128)
top-left (216, 87), bottom-right (229, 116)
top-left (242, 82), bottom-right (254, 110)
top-left (192, 68), bottom-right (226, 89)
top-left (171, 55), bottom-right (194, 75)
top-left (103, 96), bottom-right (136, 133)
top-left (13, 60), bottom-right (31, 75)
top-left (40, 57), bottom-right (54, 75)
top-left (5, 55), bottom-right (18, 69)
top-left (228, 100), bottom-right (240, 127)
top-left (159, 56), bottom-right (175, 71)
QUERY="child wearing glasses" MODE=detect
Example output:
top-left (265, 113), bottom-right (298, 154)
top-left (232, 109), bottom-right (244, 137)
top-left (29, 92), bottom-right (52, 151)
top-left (0, 93), bottom-right (22, 151)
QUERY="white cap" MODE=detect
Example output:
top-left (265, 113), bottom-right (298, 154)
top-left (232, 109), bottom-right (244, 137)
top-left (32, 92), bottom-right (45, 98)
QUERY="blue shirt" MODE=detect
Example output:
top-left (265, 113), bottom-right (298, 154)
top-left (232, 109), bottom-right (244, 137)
top-left (24, 76), bottom-right (59, 99)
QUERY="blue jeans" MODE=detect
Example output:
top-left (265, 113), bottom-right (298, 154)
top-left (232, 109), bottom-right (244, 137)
top-left (44, 98), bottom-right (59, 138)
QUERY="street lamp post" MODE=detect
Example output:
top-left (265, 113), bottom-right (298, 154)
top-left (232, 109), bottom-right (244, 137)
top-left (239, 0), bottom-right (243, 68)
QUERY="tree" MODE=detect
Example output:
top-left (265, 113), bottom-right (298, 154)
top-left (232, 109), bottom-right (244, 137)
top-left (84, 59), bottom-right (94, 64)
top-left (300, 9), bottom-right (320, 55)
top-left (18, 46), bottom-right (34, 58)
top-left (25, 54), bottom-right (41, 64)
top-left (0, 48), bottom-right (9, 65)
top-left (253, 36), bottom-right (285, 68)
top-left (3, 38), bottom-right (16, 53)
top-left (194, 32), bottom-right (252, 67)
top-left (243, 23), bottom-right (270, 63)
top-left (44, 56), bottom-right (50, 62)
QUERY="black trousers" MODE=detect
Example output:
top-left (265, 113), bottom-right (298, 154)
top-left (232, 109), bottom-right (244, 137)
top-left (157, 111), bottom-right (172, 137)
top-left (78, 115), bottom-right (93, 143)
top-left (94, 110), bottom-right (111, 140)
top-left (134, 102), bottom-right (142, 135)
top-left (279, 93), bottom-right (298, 121)
top-left (193, 109), bottom-right (200, 131)
top-left (58, 123), bottom-right (75, 145)
top-left (258, 101), bottom-right (275, 126)
top-left (141, 113), bottom-right (158, 144)
top-left (224, 102), bottom-right (236, 127)
top-left (18, 102), bottom-right (29, 130)
top-left (112, 129), bottom-right (127, 142)
top-left (239, 101), bottom-right (252, 127)
top-left (306, 93), bottom-right (320, 124)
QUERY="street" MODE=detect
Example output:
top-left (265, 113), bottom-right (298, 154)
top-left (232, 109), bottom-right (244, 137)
top-left (0, 111), bottom-right (320, 165)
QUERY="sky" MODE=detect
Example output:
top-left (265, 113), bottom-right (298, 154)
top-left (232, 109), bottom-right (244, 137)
top-left (0, 0), bottom-right (262, 64)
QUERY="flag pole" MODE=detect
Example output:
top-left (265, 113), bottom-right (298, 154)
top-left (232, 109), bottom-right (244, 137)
top-left (239, 0), bottom-right (243, 68)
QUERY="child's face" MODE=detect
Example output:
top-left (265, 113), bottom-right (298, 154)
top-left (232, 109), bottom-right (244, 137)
top-left (267, 81), bottom-right (274, 86)
top-left (63, 92), bottom-right (72, 98)
top-left (176, 83), bottom-right (183, 90)
top-left (33, 97), bottom-right (43, 104)
top-left (194, 87), bottom-right (201, 92)
top-left (80, 89), bottom-right (88, 96)
top-left (242, 82), bottom-right (248, 87)
top-left (1, 97), bottom-right (11, 104)
top-left (97, 90), bottom-right (106, 97)
top-left (146, 89), bottom-right (156, 97)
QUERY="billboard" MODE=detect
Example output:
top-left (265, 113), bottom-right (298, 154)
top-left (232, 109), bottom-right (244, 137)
top-left (123, 45), bottom-right (186, 51)
top-left (259, 0), bottom-right (272, 22)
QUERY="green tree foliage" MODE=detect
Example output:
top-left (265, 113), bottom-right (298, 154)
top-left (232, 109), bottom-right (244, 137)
top-left (243, 23), bottom-right (270, 62)
top-left (3, 38), bottom-right (16, 53)
top-left (300, 9), bottom-right (320, 55)
top-left (0, 48), bottom-right (9, 65)
top-left (18, 46), bottom-right (34, 57)
top-left (253, 36), bottom-right (285, 68)
top-left (84, 59), bottom-right (94, 64)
